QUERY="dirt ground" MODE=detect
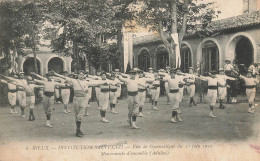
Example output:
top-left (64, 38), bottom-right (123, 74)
top-left (0, 94), bottom-right (260, 144)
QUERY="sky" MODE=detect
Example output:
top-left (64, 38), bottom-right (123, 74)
top-left (130, 0), bottom-right (245, 36)
top-left (211, 0), bottom-right (244, 20)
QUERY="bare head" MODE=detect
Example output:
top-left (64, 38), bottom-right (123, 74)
top-left (77, 70), bottom-right (85, 80)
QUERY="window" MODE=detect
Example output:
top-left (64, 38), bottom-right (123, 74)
top-left (138, 50), bottom-right (150, 72)
top-left (156, 49), bottom-right (169, 70)
top-left (180, 45), bottom-right (192, 73)
top-left (202, 41), bottom-right (219, 75)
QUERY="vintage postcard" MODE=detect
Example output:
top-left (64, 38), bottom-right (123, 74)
top-left (0, 0), bottom-right (260, 161)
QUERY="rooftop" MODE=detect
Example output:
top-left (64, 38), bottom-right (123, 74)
top-left (207, 10), bottom-right (260, 33)
top-left (133, 11), bottom-right (260, 45)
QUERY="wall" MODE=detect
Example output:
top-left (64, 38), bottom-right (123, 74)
top-left (18, 52), bottom-right (72, 75)
top-left (132, 27), bottom-right (260, 70)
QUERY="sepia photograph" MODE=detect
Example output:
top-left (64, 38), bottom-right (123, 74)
top-left (0, 0), bottom-right (260, 160)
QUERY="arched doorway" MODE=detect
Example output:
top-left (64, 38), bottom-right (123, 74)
top-left (201, 40), bottom-right (219, 75)
top-left (156, 47), bottom-right (169, 70)
top-left (23, 57), bottom-right (41, 75)
top-left (180, 44), bottom-right (192, 73)
top-left (48, 57), bottom-right (64, 73)
top-left (235, 37), bottom-right (253, 68)
top-left (138, 49), bottom-right (150, 71)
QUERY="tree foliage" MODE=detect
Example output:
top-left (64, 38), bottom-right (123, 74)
top-left (42, 0), bottom-right (134, 71)
top-left (131, 0), bottom-right (219, 67)
top-left (0, 0), bottom-right (48, 73)
top-left (0, 0), bottom-right (218, 73)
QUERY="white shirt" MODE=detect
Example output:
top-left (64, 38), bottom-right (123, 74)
top-left (240, 75), bottom-right (259, 86)
top-left (35, 80), bottom-right (64, 92)
top-left (8, 83), bottom-right (17, 90)
top-left (185, 73), bottom-right (197, 83)
top-left (200, 76), bottom-right (219, 86)
top-left (137, 77), bottom-right (153, 89)
top-left (163, 77), bottom-right (181, 90)
top-left (118, 76), bottom-right (138, 92)
top-left (216, 74), bottom-right (235, 86)
top-left (109, 79), bottom-right (121, 89)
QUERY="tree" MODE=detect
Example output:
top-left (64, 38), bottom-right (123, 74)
top-left (0, 1), bottom-right (26, 74)
top-left (1, 0), bottom-right (136, 73)
top-left (22, 1), bottom-right (48, 74)
top-left (42, 0), bottom-right (124, 71)
top-left (110, 0), bottom-right (135, 71)
top-left (131, 0), bottom-right (219, 67)
top-left (0, 0), bottom-right (48, 74)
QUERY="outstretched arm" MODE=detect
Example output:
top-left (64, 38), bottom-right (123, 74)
top-left (89, 75), bottom-right (100, 80)
top-left (3, 76), bottom-right (16, 82)
top-left (54, 82), bottom-right (67, 87)
top-left (34, 79), bottom-right (46, 85)
top-left (225, 75), bottom-right (236, 81)
top-left (158, 72), bottom-right (166, 76)
top-left (52, 70), bottom-right (67, 79)
top-left (106, 73), bottom-right (112, 77)
top-left (120, 73), bottom-right (129, 78)
top-left (31, 72), bottom-right (47, 81)
top-left (52, 76), bottom-right (66, 82)
top-left (117, 75), bottom-right (128, 83)
top-left (0, 79), bottom-right (8, 84)
top-left (239, 75), bottom-right (246, 80)
top-left (198, 75), bottom-right (209, 82)
top-left (34, 84), bottom-right (44, 88)
top-left (137, 82), bottom-right (148, 88)
top-left (87, 80), bottom-right (107, 86)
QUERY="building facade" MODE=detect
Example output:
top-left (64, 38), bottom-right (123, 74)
top-left (18, 51), bottom-right (72, 76)
top-left (130, 10), bottom-right (260, 74)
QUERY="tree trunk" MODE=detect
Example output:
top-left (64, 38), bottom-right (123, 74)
top-left (157, 0), bottom-right (180, 68)
top-left (178, 0), bottom-right (189, 45)
top-left (72, 41), bottom-right (80, 71)
top-left (158, 21), bottom-right (176, 68)
top-left (12, 40), bottom-right (18, 73)
top-left (31, 32), bottom-right (38, 74)
top-left (117, 24), bottom-right (124, 72)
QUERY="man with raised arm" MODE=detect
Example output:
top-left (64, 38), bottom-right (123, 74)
top-left (184, 67), bottom-right (198, 107)
top-left (136, 69), bottom-right (153, 117)
top-left (97, 72), bottom-right (121, 122)
top-left (34, 72), bottom-right (67, 127)
top-left (144, 67), bottom-right (155, 103)
top-left (85, 69), bottom-right (93, 111)
top-left (109, 73), bottom-right (123, 114)
top-left (216, 68), bottom-right (236, 109)
top-left (165, 66), bottom-right (171, 104)
top-left (117, 70), bottom-right (147, 129)
top-left (23, 78), bottom-right (44, 121)
top-left (0, 73), bottom-right (19, 114)
top-left (239, 69), bottom-right (259, 113)
top-left (50, 71), bottom-right (72, 114)
top-left (175, 68), bottom-right (187, 114)
top-left (89, 69), bottom-right (102, 109)
top-left (3, 74), bottom-right (44, 120)
top-left (114, 69), bottom-right (122, 103)
top-left (199, 71), bottom-right (220, 118)
top-left (150, 72), bottom-right (160, 111)
top-left (53, 70), bottom-right (107, 137)
top-left (161, 69), bottom-right (184, 123)
top-left (5, 72), bottom-right (27, 118)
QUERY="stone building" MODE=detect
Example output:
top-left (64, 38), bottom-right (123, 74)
top-left (128, 0), bottom-right (260, 74)
top-left (19, 51), bottom-right (72, 76)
